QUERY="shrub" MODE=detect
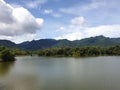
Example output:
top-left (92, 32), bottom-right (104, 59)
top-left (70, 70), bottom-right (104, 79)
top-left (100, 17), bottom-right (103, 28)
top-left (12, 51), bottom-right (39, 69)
top-left (1, 49), bottom-right (15, 62)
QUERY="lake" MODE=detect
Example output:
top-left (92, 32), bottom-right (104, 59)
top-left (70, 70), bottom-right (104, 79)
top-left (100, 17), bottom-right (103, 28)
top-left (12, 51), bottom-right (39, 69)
top-left (0, 56), bottom-right (120, 90)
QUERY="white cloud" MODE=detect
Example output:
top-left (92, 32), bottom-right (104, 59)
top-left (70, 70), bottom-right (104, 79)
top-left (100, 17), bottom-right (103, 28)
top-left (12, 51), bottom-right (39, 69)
top-left (0, 0), bottom-right (44, 43)
top-left (0, 34), bottom-right (37, 43)
top-left (43, 9), bottom-right (61, 18)
top-left (84, 25), bottom-right (120, 38)
top-left (59, 27), bottom-right (66, 30)
top-left (44, 9), bottom-right (53, 14)
top-left (12, 34), bottom-right (37, 43)
top-left (55, 16), bottom-right (120, 40)
top-left (71, 16), bottom-right (85, 26)
top-left (52, 13), bottom-right (61, 18)
top-left (25, 0), bottom-right (47, 9)
top-left (55, 32), bottom-right (83, 41)
top-left (0, 0), bottom-right (14, 23)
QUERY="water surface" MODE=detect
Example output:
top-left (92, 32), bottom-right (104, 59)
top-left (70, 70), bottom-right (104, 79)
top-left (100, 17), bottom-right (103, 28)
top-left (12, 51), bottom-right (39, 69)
top-left (0, 56), bottom-right (120, 90)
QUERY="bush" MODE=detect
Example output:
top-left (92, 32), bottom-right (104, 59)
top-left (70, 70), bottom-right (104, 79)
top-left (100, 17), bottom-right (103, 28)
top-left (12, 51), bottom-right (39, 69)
top-left (1, 49), bottom-right (15, 62)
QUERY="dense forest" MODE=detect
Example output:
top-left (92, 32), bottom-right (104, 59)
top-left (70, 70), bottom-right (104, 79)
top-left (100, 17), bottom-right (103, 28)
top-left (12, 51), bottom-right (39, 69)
top-left (0, 45), bottom-right (120, 61)
top-left (37, 46), bottom-right (120, 57)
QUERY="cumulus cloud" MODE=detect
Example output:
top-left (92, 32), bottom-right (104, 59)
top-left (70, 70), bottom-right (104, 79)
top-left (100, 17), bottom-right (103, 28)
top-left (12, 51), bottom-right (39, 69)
top-left (84, 25), bottom-right (120, 38)
top-left (55, 16), bottom-right (120, 40)
top-left (0, 0), bottom-right (14, 23)
top-left (0, 0), bottom-right (44, 43)
top-left (71, 16), bottom-right (85, 26)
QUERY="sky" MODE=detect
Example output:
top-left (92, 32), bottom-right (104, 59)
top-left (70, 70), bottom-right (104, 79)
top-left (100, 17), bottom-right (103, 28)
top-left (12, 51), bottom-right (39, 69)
top-left (0, 0), bottom-right (120, 43)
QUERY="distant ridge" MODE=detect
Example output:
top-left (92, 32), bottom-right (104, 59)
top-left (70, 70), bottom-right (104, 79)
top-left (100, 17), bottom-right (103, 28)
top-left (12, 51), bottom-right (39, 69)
top-left (0, 36), bottom-right (120, 50)
top-left (0, 40), bottom-right (17, 48)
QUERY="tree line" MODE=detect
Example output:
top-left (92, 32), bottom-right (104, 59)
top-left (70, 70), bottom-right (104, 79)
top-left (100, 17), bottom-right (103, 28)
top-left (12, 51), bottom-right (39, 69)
top-left (0, 46), bottom-right (30, 61)
top-left (37, 46), bottom-right (120, 57)
top-left (0, 45), bottom-right (120, 61)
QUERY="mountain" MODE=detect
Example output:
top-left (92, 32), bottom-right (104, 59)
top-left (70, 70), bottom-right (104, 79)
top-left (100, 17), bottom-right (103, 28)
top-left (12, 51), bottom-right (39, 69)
top-left (0, 36), bottom-right (120, 50)
top-left (18, 39), bottom-right (58, 50)
top-left (0, 40), bottom-right (17, 48)
top-left (17, 36), bottom-right (120, 50)
top-left (72, 36), bottom-right (120, 46)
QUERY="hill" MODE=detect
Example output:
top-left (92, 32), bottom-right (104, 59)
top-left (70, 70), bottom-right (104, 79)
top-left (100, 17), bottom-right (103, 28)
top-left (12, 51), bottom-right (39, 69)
top-left (18, 39), bottom-right (58, 50)
top-left (0, 40), bottom-right (17, 48)
top-left (0, 36), bottom-right (120, 50)
top-left (72, 36), bottom-right (120, 46)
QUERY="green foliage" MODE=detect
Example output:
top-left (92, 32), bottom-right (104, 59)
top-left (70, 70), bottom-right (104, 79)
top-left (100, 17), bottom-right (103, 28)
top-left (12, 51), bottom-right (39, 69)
top-left (0, 45), bottom-right (33, 60)
top-left (0, 49), bottom-right (15, 62)
top-left (37, 46), bottom-right (120, 57)
top-left (11, 49), bottom-right (30, 56)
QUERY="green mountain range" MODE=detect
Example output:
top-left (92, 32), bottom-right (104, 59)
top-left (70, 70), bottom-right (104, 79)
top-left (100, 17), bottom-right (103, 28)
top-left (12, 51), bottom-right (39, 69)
top-left (0, 35), bottom-right (120, 50)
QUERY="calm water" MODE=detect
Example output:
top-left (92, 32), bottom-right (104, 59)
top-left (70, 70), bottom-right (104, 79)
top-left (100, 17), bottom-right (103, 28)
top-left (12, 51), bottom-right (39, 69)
top-left (0, 56), bottom-right (120, 90)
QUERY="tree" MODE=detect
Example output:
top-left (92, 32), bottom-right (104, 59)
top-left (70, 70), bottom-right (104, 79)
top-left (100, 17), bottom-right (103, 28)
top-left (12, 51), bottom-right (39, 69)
top-left (1, 49), bottom-right (15, 62)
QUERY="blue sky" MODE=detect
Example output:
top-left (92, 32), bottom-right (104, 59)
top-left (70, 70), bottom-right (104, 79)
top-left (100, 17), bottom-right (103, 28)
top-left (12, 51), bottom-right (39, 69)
top-left (0, 0), bottom-right (120, 43)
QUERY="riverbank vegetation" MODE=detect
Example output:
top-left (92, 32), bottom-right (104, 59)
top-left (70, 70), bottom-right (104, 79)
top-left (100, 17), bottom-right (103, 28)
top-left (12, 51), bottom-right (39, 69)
top-left (37, 46), bottom-right (120, 57)
top-left (0, 46), bottom-right (33, 62)
top-left (0, 46), bottom-right (15, 62)
top-left (0, 45), bottom-right (120, 60)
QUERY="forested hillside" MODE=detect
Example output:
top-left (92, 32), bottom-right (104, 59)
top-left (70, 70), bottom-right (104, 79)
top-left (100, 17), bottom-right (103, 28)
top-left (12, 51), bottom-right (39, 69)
top-left (0, 36), bottom-right (120, 50)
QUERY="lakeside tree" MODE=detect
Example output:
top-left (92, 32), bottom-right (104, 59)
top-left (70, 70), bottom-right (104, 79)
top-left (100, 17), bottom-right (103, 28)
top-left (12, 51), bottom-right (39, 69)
top-left (37, 46), bottom-right (120, 57)
top-left (0, 46), bottom-right (15, 62)
top-left (0, 49), bottom-right (15, 62)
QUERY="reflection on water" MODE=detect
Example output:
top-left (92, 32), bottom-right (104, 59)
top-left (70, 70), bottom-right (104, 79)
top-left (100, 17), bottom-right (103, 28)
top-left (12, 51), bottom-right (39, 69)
top-left (0, 61), bottom-right (15, 90)
top-left (0, 61), bottom-right (15, 76)
top-left (3, 74), bottom-right (42, 90)
top-left (0, 56), bottom-right (120, 90)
